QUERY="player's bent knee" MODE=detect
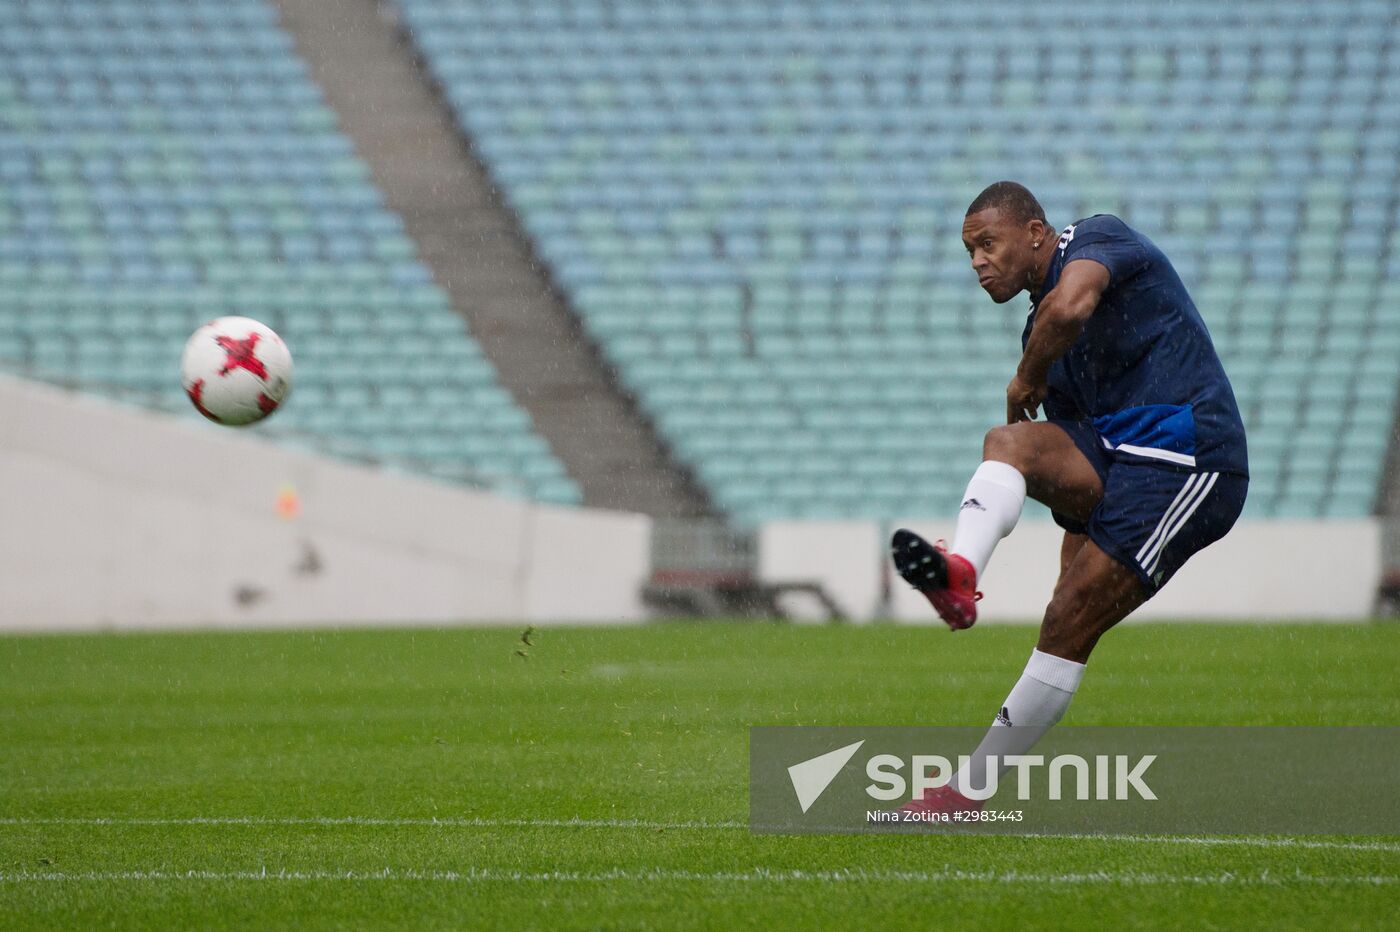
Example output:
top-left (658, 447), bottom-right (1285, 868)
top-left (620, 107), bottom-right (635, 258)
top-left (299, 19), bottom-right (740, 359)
top-left (982, 424), bottom-right (1030, 470)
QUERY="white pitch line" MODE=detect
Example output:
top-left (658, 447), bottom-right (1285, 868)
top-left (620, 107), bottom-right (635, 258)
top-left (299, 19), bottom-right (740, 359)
top-left (0, 867), bottom-right (1396, 887)
top-left (0, 816), bottom-right (745, 831)
top-left (1, 817), bottom-right (1397, 853)
top-left (1038, 833), bottom-right (1400, 854)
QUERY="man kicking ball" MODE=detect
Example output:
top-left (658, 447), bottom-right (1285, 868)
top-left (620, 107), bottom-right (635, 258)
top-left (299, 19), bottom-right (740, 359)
top-left (892, 181), bottom-right (1249, 815)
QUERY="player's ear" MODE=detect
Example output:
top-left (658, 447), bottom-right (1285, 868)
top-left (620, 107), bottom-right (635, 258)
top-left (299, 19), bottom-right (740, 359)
top-left (1028, 218), bottom-right (1047, 249)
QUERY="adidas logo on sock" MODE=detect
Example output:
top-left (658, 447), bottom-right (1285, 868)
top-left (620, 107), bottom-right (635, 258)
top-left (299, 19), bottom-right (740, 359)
top-left (960, 497), bottom-right (986, 511)
top-left (995, 706), bottom-right (1013, 726)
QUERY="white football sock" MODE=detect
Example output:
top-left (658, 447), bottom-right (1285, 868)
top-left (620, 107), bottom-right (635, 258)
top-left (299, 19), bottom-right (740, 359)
top-left (951, 649), bottom-right (1086, 799)
top-left (951, 460), bottom-right (1027, 579)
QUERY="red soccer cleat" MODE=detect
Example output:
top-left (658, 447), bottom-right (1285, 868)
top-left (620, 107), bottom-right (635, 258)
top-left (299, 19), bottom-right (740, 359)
top-left (897, 783), bottom-right (985, 820)
top-left (890, 528), bottom-right (982, 630)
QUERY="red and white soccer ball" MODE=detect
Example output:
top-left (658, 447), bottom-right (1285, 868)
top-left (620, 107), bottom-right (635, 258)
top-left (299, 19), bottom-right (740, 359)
top-left (180, 316), bottom-right (293, 426)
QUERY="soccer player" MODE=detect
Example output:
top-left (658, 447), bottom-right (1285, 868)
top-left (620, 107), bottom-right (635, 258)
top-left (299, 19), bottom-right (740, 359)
top-left (892, 181), bottom-right (1249, 814)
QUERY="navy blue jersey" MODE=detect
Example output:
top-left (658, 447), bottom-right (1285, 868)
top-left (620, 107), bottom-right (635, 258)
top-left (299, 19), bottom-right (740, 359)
top-left (1024, 214), bottom-right (1248, 476)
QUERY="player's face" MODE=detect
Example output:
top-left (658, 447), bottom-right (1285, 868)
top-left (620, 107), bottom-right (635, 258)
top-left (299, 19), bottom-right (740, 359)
top-left (962, 208), bottom-right (1038, 304)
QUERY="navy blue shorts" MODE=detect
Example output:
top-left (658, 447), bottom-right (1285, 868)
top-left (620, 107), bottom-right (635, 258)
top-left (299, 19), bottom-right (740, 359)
top-left (1050, 420), bottom-right (1248, 592)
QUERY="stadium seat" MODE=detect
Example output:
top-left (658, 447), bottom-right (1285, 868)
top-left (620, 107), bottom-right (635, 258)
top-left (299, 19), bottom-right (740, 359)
top-left (0, 0), bottom-right (579, 505)
top-left (390, 0), bottom-right (1400, 524)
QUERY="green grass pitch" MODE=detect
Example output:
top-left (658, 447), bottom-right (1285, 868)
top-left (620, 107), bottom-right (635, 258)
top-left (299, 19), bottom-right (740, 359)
top-left (1, 622), bottom-right (1397, 929)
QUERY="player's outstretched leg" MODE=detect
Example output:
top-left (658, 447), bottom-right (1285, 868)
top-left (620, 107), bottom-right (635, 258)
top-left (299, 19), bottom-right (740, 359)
top-left (893, 422), bottom-right (1100, 630)
top-left (890, 462), bottom-right (1025, 629)
top-left (901, 540), bottom-right (1148, 817)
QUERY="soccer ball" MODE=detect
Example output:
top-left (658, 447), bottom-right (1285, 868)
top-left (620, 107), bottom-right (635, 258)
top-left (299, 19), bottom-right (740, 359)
top-left (180, 316), bottom-right (293, 426)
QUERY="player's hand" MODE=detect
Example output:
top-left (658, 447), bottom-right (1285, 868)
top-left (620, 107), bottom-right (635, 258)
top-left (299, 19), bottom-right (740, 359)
top-left (1006, 373), bottom-right (1047, 423)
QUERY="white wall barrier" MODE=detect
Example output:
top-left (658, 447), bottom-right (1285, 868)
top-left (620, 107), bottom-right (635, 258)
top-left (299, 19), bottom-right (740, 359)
top-left (760, 517), bottom-right (1380, 623)
top-left (758, 521), bottom-right (884, 622)
top-left (3, 375), bottom-right (1380, 630)
top-left (0, 375), bottom-right (650, 630)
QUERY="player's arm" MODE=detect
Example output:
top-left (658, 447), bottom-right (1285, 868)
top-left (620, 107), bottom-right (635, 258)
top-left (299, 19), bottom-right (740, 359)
top-left (1006, 259), bottom-right (1111, 423)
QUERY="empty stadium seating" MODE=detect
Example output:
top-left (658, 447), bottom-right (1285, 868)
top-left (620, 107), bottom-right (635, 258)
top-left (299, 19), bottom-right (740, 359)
top-left (397, 0), bottom-right (1400, 524)
top-left (0, 0), bottom-right (580, 504)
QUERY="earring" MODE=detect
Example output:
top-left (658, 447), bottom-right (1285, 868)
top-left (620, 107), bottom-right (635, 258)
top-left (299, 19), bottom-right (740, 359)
top-left (1033, 241), bottom-right (1041, 248)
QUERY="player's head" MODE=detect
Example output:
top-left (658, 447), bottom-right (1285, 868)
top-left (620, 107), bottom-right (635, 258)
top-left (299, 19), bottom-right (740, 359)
top-left (962, 181), bottom-right (1053, 303)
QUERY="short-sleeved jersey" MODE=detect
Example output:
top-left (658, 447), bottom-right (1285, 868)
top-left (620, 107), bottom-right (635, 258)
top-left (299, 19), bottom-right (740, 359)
top-left (1024, 214), bottom-right (1248, 476)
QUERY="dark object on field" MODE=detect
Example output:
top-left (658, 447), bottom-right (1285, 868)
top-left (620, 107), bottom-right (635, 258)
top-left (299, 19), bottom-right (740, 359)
top-left (644, 519), bottom-right (846, 621)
